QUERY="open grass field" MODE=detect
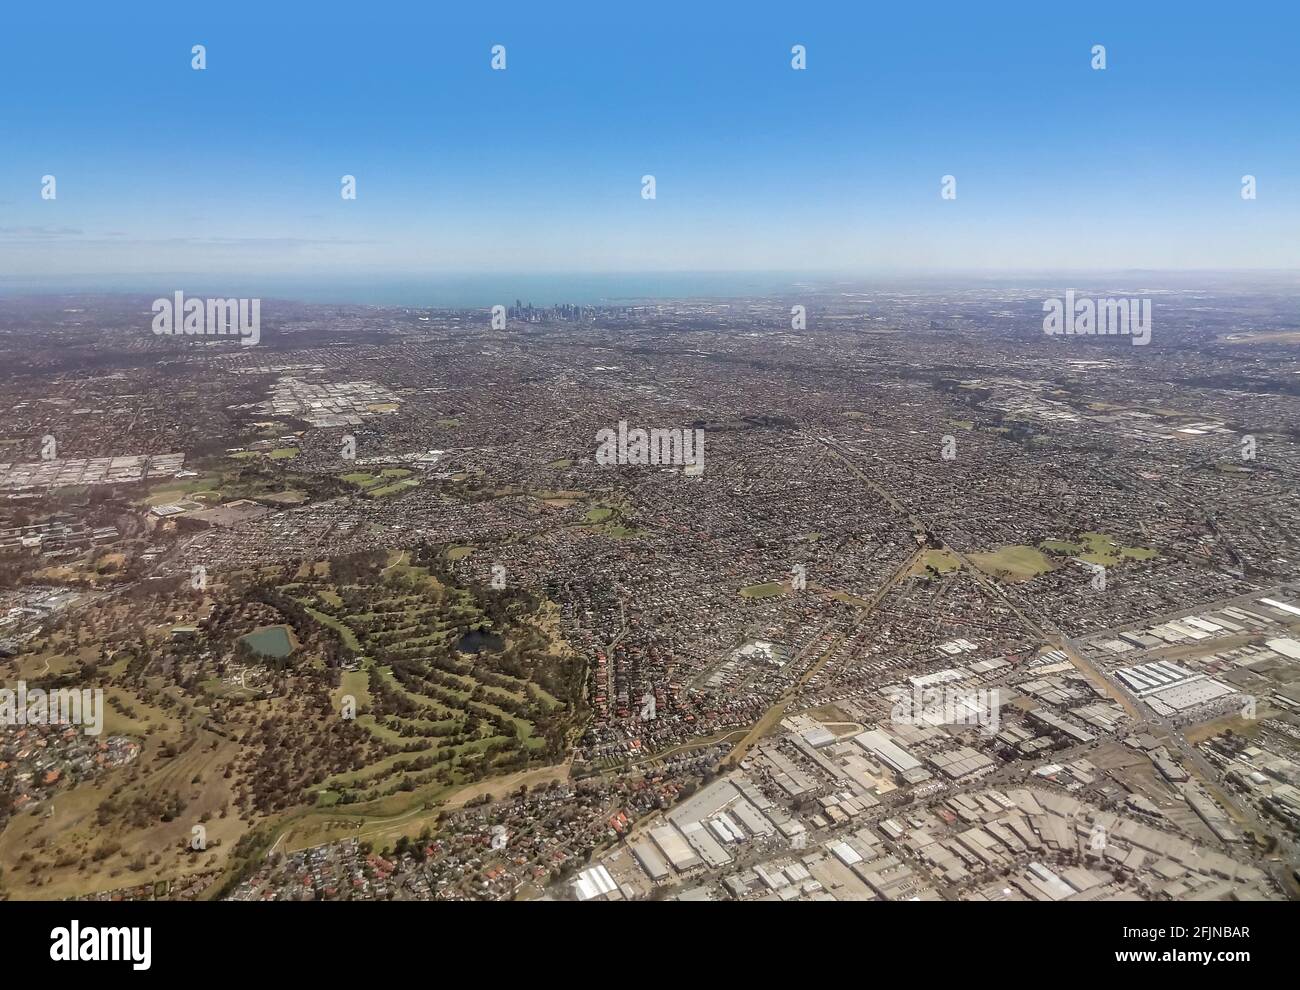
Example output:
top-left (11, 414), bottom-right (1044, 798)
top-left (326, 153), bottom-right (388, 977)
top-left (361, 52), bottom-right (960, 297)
top-left (907, 548), bottom-right (963, 578)
top-left (337, 468), bottom-right (419, 498)
top-left (261, 489), bottom-right (308, 505)
top-left (1040, 532), bottom-right (1157, 566)
top-left (739, 581), bottom-right (786, 599)
top-left (827, 590), bottom-right (874, 608)
top-left (142, 474), bottom-right (224, 506)
top-left (368, 478), bottom-right (419, 498)
top-left (967, 545), bottom-right (1058, 582)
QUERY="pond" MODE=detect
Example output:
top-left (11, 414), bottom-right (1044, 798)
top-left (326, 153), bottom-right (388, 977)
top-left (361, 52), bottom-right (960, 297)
top-left (455, 629), bottom-right (504, 655)
top-left (240, 625), bottom-right (294, 659)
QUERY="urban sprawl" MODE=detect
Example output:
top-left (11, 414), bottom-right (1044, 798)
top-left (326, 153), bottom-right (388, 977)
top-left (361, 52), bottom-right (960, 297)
top-left (1, 281), bottom-right (1299, 903)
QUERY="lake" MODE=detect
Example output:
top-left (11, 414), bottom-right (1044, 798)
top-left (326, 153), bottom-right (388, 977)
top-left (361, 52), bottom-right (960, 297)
top-left (240, 625), bottom-right (294, 658)
top-left (455, 630), bottom-right (505, 655)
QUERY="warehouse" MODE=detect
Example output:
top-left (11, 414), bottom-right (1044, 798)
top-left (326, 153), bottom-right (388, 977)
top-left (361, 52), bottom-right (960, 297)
top-left (571, 864), bottom-right (622, 901)
top-left (854, 729), bottom-right (921, 775)
top-left (631, 841), bottom-right (671, 882)
top-left (650, 824), bottom-right (703, 872)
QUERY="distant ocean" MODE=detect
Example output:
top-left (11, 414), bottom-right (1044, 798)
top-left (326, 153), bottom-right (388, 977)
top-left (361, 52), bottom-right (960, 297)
top-left (1, 270), bottom-right (1294, 309)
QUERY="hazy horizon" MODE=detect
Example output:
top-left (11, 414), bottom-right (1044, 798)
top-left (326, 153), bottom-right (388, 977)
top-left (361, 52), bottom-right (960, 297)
top-left (3, 268), bottom-right (1299, 310)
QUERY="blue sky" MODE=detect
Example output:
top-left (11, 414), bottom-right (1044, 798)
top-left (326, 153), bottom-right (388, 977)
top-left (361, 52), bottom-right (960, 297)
top-left (2, 0), bottom-right (1298, 279)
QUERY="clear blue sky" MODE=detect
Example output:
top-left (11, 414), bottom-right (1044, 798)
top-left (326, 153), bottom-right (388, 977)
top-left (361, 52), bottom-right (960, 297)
top-left (2, 0), bottom-right (1298, 279)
